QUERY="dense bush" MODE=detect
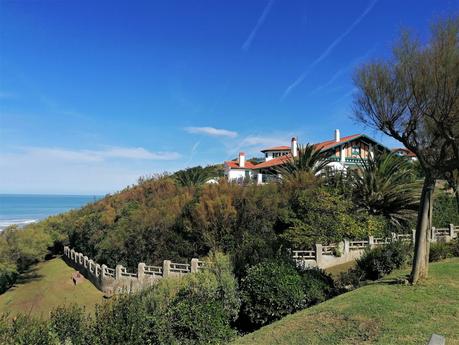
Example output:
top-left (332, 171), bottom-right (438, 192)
top-left (280, 188), bottom-right (388, 249)
top-left (429, 242), bottom-right (453, 262)
top-left (357, 242), bottom-right (412, 280)
top-left (298, 267), bottom-right (335, 305)
top-left (0, 263), bottom-right (18, 294)
top-left (240, 260), bottom-right (305, 328)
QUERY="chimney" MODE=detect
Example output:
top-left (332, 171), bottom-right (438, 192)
top-left (238, 152), bottom-right (245, 168)
top-left (335, 129), bottom-right (340, 142)
top-left (291, 137), bottom-right (298, 158)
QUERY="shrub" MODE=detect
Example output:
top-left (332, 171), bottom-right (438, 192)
top-left (240, 261), bottom-right (305, 328)
top-left (0, 263), bottom-right (18, 293)
top-left (335, 267), bottom-right (365, 292)
top-left (50, 305), bottom-right (88, 345)
top-left (450, 239), bottom-right (459, 257)
top-left (0, 314), bottom-right (58, 345)
top-left (298, 268), bottom-right (335, 305)
top-left (429, 242), bottom-right (452, 262)
top-left (357, 242), bottom-right (411, 280)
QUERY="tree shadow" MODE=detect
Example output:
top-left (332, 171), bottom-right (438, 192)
top-left (12, 267), bottom-right (43, 286)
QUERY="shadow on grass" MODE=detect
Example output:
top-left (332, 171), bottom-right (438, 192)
top-left (13, 267), bottom-right (43, 287)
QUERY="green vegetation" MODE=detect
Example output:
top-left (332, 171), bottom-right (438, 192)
top-left (0, 252), bottom-right (240, 345)
top-left (232, 258), bottom-right (459, 345)
top-left (350, 153), bottom-right (421, 228)
top-left (0, 258), bottom-right (103, 318)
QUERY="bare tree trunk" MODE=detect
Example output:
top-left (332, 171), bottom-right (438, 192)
top-left (410, 175), bottom-right (436, 284)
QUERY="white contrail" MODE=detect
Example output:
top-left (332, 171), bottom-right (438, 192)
top-left (281, 0), bottom-right (378, 100)
top-left (242, 0), bottom-right (275, 51)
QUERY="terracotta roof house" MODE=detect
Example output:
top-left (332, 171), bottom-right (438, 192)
top-left (224, 129), bottom-right (390, 184)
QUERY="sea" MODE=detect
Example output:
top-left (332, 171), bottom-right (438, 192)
top-left (0, 194), bottom-right (101, 231)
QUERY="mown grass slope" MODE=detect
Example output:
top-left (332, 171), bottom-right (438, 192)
top-left (0, 258), bottom-right (103, 318)
top-left (232, 258), bottom-right (459, 345)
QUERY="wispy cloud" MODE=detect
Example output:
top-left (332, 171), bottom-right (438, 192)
top-left (242, 0), bottom-right (275, 51)
top-left (18, 146), bottom-right (181, 162)
top-left (185, 141), bottom-right (200, 166)
top-left (281, 0), bottom-right (378, 100)
top-left (185, 126), bottom-right (238, 138)
top-left (309, 47), bottom-right (376, 96)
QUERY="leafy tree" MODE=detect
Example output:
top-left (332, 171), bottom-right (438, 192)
top-left (353, 17), bottom-right (459, 283)
top-left (350, 153), bottom-right (421, 229)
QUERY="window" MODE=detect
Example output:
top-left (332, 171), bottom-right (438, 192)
top-left (352, 146), bottom-right (361, 155)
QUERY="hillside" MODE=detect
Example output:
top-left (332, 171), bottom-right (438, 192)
top-left (0, 258), bottom-right (103, 318)
top-left (232, 258), bottom-right (459, 345)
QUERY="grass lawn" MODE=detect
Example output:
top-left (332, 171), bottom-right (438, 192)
top-left (0, 257), bottom-right (103, 318)
top-left (232, 258), bottom-right (459, 345)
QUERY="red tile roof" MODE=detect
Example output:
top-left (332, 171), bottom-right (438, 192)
top-left (253, 155), bottom-right (292, 169)
top-left (225, 160), bottom-right (257, 169)
top-left (260, 145), bottom-right (291, 153)
top-left (313, 134), bottom-right (361, 151)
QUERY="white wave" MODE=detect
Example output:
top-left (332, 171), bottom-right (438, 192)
top-left (0, 219), bottom-right (38, 231)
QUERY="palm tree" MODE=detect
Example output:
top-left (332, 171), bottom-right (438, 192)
top-left (174, 166), bottom-right (216, 187)
top-left (350, 153), bottom-right (421, 228)
top-left (275, 143), bottom-right (331, 182)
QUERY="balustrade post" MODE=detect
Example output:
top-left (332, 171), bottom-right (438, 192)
top-left (412, 229), bottom-right (416, 243)
top-left (115, 265), bottom-right (123, 280)
top-left (101, 264), bottom-right (107, 278)
top-left (191, 258), bottom-right (199, 273)
top-left (163, 260), bottom-right (171, 277)
top-left (315, 244), bottom-right (323, 267)
top-left (450, 224), bottom-right (455, 238)
top-left (343, 239), bottom-right (350, 254)
top-left (138, 263), bottom-right (145, 280)
top-left (431, 227), bottom-right (436, 242)
top-left (368, 236), bottom-right (375, 248)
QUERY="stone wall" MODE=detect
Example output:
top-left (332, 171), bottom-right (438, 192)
top-left (63, 246), bottom-right (203, 294)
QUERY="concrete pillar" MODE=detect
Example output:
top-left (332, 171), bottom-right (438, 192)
top-left (101, 264), bottom-right (107, 278)
top-left (431, 227), bottom-right (436, 242)
top-left (340, 145), bottom-right (345, 163)
top-left (83, 256), bottom-right (89, 268)
top-left (450, 224), bottom-right (455, 238)
top-left (191, 258), bottom-right (199, 273)
top-left (315, 244), bottom-right (323, 267)
top-left (115, 265), bottom-right (123, 280)
top-left (368, 236), bottom-right (375, 248)
top-left (344, 239), bottom-right (350, 254)
top-left (95, 264), bottom-right (101, 277)
top-left (88, 260), bottom-right (94, 273)
top-left (70, 249), bottom-right (75, 260)
top-left (412, 229), bottom-right (416, 243)
top-left (257, 173), bottom-right (263, 185)
top-left (163, 260), bottom-right (171, 277)
top-left (138, 263), bottom-right (145, 280)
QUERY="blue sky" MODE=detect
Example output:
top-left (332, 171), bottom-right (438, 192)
top-left (0, 0), bottom-right (457, 194)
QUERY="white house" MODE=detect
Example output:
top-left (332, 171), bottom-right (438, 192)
top-left (224, 129), bottom-right (391, 184)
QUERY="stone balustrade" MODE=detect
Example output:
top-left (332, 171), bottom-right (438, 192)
top-left (63, 246), bottom-right (203, 294)
top-left (294, 224), bottom-right (457, 269)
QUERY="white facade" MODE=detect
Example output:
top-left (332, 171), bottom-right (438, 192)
top-left (227, 169), bottom-right (253, 182)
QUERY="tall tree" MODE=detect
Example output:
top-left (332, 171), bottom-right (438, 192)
top-left (353, 17), bottom-right (459, 284)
